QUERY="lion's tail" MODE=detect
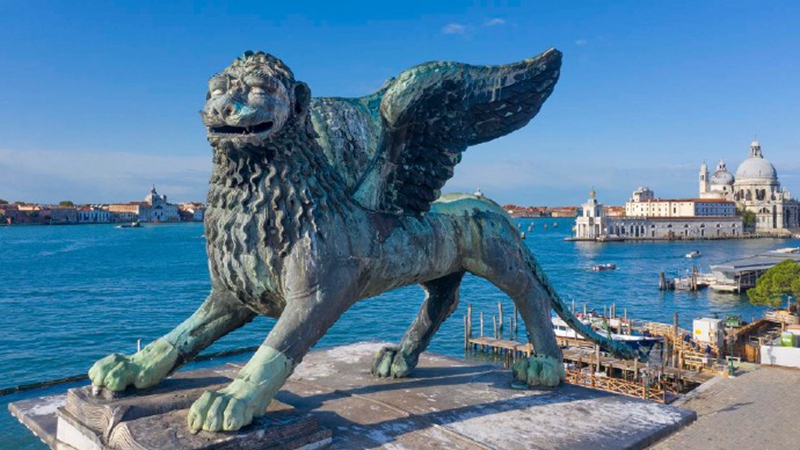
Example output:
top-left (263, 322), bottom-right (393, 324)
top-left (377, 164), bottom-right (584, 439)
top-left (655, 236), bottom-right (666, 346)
top-left (522, 247), bottom-right (638, 361)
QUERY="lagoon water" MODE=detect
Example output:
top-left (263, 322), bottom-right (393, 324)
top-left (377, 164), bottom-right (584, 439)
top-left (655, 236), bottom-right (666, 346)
top-left (1, 220), bottom-right (797, 448)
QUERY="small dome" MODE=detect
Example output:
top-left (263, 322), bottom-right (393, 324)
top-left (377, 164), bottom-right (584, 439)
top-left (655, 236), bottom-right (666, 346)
top-left (710, 160), bottom-right (734, 185)
top-left (736, 156), bottom-right (777, 181)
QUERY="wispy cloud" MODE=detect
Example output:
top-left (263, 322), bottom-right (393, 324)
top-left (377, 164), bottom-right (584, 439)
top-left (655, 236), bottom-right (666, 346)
top-left (575, 39), bottom-right (588, 46)
top-left (441, 23), bottom-right (467, 35)
top-left (483, 18), bottom-right (505, 27)
top-left (0, 148), bottom-right (210, 204)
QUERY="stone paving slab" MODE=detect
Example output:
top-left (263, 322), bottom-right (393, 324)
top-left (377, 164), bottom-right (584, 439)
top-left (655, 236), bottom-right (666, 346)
top-left (10, 342), bottom-right (696, 449)
top-left (652, 366), bottom-right (800, 449)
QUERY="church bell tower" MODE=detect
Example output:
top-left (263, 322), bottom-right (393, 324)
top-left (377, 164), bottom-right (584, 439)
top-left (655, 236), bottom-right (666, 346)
top-left (699, 161), bottom-right (709, 196)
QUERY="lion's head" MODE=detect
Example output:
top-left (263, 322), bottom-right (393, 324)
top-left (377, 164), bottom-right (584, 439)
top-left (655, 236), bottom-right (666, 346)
top-left (201, 51), bottom-right (311, 153)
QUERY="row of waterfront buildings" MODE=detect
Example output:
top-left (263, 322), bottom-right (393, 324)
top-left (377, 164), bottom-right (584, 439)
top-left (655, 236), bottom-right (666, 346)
top-left (0, 186), bottom-right (205, 225)
top-left (574, 140), bottom-right (800, 240)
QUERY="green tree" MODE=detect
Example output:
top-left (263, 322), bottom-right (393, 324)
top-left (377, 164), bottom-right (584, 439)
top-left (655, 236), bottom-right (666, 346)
top-left (737, 207), bottom-right (756, 229)
top-left (0, 198), bottom-right (8, 205)
top-left (747, 259), bottom-right (800, 308)
top-left (59, 200), bottom-right (75, 207)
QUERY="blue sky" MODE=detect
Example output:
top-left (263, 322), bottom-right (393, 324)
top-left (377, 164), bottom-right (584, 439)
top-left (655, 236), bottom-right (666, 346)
top-left (1, 1), bottom-right (798, 206)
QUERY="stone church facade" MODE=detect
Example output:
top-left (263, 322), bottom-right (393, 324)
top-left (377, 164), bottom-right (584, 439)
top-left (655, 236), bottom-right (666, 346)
top-left (699, 140), bottom-right (799, 235)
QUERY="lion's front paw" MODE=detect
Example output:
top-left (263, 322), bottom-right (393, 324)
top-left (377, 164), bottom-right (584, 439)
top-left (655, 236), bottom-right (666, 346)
top-left (371, 346), bottom-right (413, 378)
top-left (188, 386), bottom-right (257, 432)
top-left (88, 338), bottom-right (179, 391)
top-left (512, 355), bottom-right (566, 388)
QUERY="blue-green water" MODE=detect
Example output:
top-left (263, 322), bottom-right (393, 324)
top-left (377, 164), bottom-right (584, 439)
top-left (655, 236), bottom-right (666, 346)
top-left (1, 220), bottom-right (796, 448)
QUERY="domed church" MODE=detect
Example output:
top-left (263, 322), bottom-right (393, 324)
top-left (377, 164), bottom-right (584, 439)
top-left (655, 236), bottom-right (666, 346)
top-left (700, 140), bottom-right (799, 234)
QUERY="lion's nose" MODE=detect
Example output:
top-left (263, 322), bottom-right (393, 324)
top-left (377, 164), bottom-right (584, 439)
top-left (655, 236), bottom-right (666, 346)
top-left (210, 98), bottom-right (237, 120)
top-left (210, 98), bottom-right (255, 123)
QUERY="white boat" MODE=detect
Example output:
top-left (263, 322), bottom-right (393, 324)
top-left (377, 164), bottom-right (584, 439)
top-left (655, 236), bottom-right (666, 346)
top-left (685, 251), bottom-right (701, 258)
top-left (552, 317), bottom-right (662, 352)
top-left (592, 263), bottom-right (617, 272)
top-left (117, 220), bottom-right (142, 229)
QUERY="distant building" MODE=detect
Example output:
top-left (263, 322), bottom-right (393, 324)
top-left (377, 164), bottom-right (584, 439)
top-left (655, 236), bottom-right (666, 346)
top-left (109, 186), bottom-right (179, 222)
top-left (503, 204), bottom-right (548, 218)
top-left (699, 140), bottom-right (800, 234)
top-left (625, 193), bottom-right (736, 218)
top-left (549, 207), bottom-right (579, 218)
top-left (574, 189), bottom-right (604, 239)
top-left (572, 189), bottom-right (742, 240)
top-left (77, 205), bottom-right (111, 223)
top-left (178, 202), bottom-right (205, 222)
top-left (48, 206), bottom-right (78, 224)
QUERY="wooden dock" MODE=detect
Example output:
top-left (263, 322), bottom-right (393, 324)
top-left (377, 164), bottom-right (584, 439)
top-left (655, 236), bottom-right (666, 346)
top-left (463, 303), bottom-right (719, 402)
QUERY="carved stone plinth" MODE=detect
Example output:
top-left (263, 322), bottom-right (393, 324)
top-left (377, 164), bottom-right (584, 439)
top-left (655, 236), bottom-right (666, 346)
top-left (11, 364), bottom-right (331, 450)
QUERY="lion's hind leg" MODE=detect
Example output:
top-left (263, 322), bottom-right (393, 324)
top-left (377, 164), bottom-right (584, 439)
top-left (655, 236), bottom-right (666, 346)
top-left (372, 271), bottom-right (465, 378)
top-left (465, 245), bottom-right (565, 388)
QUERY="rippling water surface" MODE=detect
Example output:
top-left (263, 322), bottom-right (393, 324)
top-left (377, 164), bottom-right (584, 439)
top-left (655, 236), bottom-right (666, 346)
top-left (1, 220), bottom-right (796, 447)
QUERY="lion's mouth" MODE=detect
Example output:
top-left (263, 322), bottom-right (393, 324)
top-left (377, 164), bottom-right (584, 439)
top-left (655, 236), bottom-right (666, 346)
top-left (209, 121), bottom-right (274, 135)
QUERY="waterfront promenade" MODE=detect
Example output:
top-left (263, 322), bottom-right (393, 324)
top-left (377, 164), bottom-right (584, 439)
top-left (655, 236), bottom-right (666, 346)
top-left (654, 366), bottom-right (800, 449)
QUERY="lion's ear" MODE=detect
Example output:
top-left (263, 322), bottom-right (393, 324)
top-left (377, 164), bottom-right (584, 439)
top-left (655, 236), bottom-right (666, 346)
top-left (293, 82), bottom-right (311, 117)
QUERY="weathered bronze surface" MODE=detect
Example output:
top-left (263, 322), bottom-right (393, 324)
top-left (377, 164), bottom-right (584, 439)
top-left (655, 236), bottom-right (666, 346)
top-left (89, 49), bottom-right (636, 432)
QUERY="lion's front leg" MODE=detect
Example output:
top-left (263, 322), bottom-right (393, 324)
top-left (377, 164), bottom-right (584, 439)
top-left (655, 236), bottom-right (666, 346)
top-left (188, 270), bottom-right (357, 432)
top-left (89, 289), bottom-right (255, 392)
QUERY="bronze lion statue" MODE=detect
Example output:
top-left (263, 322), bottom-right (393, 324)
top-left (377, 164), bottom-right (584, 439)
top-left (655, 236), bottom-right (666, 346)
top-left (89, 49), bottom-right (635, 432)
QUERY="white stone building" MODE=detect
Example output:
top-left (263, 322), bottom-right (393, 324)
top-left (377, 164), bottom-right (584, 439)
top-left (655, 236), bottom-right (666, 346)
top-left (108, 186), bottom-right (180, 222)
top-left (574, 189), bottom-right (604, 240)
top-left (573, 189), bottom-right (741, 240)
top-left (699, 140), bottom-right (799, 234)
top-left (77, 205), bottom-right (111, 223)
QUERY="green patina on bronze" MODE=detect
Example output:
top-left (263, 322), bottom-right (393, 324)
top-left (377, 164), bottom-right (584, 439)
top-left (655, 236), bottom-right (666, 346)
top-left (89, 48), bottom-right (637, 432)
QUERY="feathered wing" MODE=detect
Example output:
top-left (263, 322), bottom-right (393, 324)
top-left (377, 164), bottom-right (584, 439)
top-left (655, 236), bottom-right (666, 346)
top-left (309, 85), bottom-right (389, 192)
top-left (352, 47), bottom-right (562, 213)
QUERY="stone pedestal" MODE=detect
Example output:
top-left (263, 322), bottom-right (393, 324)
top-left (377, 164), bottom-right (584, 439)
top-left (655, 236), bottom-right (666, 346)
top-left (10, 365), bottom-right (331, 450)
top-left (10, 342), bottom-right (697, 449)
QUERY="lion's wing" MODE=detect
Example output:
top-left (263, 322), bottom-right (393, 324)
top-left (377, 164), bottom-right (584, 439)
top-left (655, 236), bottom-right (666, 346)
top-left (352, 48), bottom-right (562, 214)
top-left (309, 85), bottom-right (389, 193)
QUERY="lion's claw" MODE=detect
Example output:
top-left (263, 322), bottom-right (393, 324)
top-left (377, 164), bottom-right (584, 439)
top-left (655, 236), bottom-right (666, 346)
top-left (188, 387), bottom-right (255, 432)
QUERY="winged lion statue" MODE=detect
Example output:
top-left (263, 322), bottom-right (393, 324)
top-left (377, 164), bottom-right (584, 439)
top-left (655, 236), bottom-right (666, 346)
top-left (89, 49), bottom-right (636, 432)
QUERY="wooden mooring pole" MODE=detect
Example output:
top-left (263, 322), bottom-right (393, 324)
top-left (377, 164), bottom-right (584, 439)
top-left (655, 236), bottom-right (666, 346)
top-left (498, 302), bottom-right (504, 335)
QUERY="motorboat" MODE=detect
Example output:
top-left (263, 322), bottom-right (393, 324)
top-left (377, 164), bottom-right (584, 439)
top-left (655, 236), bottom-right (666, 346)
top-left (552, 317), bottom-right (662, 353)
top-left (117, 220), bottom-right (142, 228)
top-left (685, 251), bottom-right (701, 258)
top-left (592, 263), bottom-right (617, 272)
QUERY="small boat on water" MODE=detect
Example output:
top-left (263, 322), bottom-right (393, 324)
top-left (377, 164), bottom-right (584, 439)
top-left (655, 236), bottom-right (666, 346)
top-left (117, 220), bottom-right (142, 229)
top-left (592, 263), bottom-right (617, 272)
top-left (685, 250), bottom-right (701, 258)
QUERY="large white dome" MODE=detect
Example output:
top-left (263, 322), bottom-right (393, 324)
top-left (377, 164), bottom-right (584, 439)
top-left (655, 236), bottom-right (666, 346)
top-left (736, 158), bottom-right (777, 181)
top-left (735, 141), bottom-right (778, 181)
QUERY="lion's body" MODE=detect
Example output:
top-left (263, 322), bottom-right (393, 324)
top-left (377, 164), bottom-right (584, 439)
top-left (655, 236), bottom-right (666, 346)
top-left (204, 129), bottom-right (522, 322)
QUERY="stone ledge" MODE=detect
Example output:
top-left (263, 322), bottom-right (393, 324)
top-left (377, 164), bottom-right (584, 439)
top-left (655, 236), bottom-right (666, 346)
top-left (10, 342), bottom-right (696, 449)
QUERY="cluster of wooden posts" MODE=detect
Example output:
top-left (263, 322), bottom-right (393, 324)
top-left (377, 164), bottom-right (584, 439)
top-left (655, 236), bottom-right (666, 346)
top-left (463, 304), bottom-right (718, 403)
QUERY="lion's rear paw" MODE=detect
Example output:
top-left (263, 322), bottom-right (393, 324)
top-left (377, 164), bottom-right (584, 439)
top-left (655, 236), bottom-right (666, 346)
top-left (88, 338), bottom-right (179, 392)
top-left (512, 355), bottom-right (566, 388)
top-left (371, 346), bottom-right (413, 378)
